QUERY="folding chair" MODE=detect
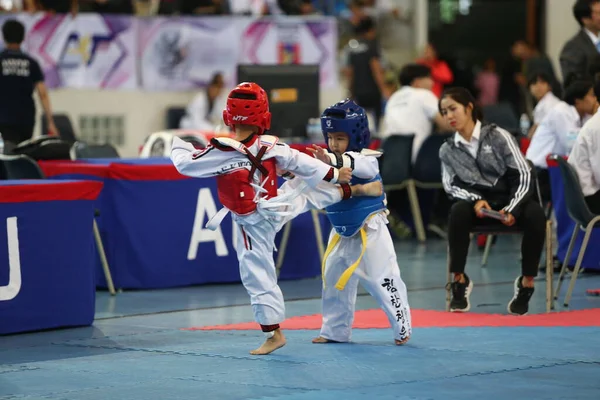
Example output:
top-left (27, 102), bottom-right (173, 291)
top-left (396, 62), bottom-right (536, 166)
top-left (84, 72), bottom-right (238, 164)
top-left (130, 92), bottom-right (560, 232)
top-left (70, 142), bottom-right (120, 160)
top-left (380, 135), bottom-right (426, 242)
top-left (0, 154), bottom-right (117, 296)
top-left (166, 107), bottom-right (186, 130)
top-left (482, 103), bottom-right (519, 135)
top-left (412, 133), bottom-right (453, 239)
top-left (445, 160), bottom-right (554, 313)
top-left (41, 113), bottom-right (77, 143)
top-left (551, 156), bottom-right (600, 307)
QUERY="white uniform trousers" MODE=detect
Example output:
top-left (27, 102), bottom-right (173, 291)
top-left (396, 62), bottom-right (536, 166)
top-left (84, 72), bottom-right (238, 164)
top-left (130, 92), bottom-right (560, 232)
top-left (319, 214), bottom-right (411, 342)
top-left (234, 179), bottom-right (342, 326)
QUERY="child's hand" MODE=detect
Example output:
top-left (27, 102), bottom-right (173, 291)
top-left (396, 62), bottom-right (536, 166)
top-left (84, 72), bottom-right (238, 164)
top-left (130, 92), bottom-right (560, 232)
top-left (337, 167), bottom-right (353, 184)
top-left (308, 144), bottom-right (331, 164)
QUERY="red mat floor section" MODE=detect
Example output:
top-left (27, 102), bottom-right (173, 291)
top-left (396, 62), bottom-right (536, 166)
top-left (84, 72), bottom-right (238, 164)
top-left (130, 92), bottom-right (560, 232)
top-left (185, 308), bottom-right (600, 331)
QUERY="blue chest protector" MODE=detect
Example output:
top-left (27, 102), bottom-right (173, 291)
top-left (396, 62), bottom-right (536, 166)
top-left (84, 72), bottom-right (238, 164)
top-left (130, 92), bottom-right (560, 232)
top-left (324, 174), bottom-right (386, 237)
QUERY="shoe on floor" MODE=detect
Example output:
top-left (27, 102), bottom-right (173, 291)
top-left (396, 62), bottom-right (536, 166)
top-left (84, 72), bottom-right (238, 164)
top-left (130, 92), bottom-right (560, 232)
top-left (449, 275), bottom-right (473, 312)
top-left (507, 276), bottom-right (535, 315)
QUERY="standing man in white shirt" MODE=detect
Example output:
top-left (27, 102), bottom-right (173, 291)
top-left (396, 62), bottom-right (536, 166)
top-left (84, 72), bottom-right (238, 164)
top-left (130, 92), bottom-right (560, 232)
top-left (569, 80), bottom-right (600, 214)
top-left (382, 64), bottom-right (450, 162)
top-left (527, 73), bottom-right (561, 138)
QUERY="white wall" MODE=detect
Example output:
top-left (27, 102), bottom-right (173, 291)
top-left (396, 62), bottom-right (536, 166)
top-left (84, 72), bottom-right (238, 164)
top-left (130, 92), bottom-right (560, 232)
top-left (43, 86), bottom-right (345, 157)
top-left (544, 0), bottom-right (580, 82)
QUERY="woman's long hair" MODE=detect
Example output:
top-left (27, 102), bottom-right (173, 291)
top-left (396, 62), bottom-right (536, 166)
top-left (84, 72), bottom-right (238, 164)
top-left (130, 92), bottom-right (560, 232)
top-left (438, 87), bottom-right (483, 122)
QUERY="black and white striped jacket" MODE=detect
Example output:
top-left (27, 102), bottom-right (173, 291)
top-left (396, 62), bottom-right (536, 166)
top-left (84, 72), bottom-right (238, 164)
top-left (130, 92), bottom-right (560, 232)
top-left (439, 122), bottom-right (533, 217)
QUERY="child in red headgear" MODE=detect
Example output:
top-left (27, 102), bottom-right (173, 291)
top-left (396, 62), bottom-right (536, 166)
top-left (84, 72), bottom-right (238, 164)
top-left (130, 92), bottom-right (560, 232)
top-left (171, 82), bottom-right (383, 355)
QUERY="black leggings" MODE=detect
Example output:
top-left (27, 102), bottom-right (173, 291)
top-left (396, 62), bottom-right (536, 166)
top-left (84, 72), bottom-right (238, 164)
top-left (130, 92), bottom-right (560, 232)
top-left (447, 199), bottom-right (546, 277)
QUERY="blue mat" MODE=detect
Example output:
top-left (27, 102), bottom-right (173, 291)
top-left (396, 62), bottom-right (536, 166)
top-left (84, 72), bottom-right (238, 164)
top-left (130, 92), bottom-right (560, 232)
top-left (1, 327), bottom-right (599, 399)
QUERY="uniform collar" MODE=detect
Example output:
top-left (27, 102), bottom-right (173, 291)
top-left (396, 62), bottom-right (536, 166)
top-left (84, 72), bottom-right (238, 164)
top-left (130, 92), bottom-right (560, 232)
top-left (454, 120), bottom-right (481, 146)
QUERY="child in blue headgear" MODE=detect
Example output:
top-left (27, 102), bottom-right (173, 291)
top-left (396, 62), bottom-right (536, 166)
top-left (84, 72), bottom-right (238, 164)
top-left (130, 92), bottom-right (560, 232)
top-left (308, 99), bottom-right (412, 345)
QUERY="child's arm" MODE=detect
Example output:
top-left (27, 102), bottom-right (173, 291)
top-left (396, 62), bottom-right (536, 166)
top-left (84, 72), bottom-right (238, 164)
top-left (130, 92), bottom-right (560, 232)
top-left (310, 145), bottom-right (379, 180)
top-left (272, 143), bottom-right (350, 187)
top-left (336, 151), bottom-right (379, 180)
top-left (170, 136), bottom-right (222, 178)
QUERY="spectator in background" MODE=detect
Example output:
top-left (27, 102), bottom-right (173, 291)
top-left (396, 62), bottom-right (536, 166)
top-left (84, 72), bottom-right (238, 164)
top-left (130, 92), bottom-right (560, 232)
top-left (346, 17), bottom-right (388, 133)
top-left (569, 78), bottom-right (600, 214)
top-left (474, 58), bottom-right (500, 107)
top-left (338, 0), bottom-right (369, 45)
top-left (587, 52), bottom-right (600, 81)
top-left (526, 80), bottom-right (597, 200)
top-left (559, 0), bottom-right (600, 83)
top-left (527, 72), bottom-right (561, 139)
top-left (416, 42), bottom-right (453, 98)
top-left (0, 20), bottom-right (59, 153)
top-left (512, 40), bottom-right (561, 97)
top-left (383, 64), bottom-right (450, 161)
top-left (499, 45), bottom-right (525, 116)
top-left (179, 72), bottom-right (226, 131)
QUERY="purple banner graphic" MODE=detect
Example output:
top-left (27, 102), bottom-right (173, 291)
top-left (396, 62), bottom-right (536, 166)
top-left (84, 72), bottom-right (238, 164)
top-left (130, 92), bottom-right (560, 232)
top-left (0, 14), bottom-right (337, 90)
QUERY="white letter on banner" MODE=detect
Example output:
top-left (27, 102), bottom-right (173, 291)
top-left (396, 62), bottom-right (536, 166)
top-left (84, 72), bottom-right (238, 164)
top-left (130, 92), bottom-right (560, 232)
top-left (0, 217), bottom-right (22, 301)
top-left (188, 188), bottom-right (228, 260)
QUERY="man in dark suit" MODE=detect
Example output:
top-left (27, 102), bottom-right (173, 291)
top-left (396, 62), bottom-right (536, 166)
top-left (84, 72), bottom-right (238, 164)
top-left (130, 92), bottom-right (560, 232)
top-left (560, 0), bottom-right (600, 84)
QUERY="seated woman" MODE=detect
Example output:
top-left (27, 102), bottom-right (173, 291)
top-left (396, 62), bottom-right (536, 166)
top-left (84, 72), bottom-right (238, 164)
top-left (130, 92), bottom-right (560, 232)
top-left (438, 87), bottom-right (546, 315)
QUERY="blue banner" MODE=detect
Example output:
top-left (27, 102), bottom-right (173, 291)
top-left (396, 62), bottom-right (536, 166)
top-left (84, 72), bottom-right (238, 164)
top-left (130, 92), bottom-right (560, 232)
top-left (0, 181), bottom-right (99, 335)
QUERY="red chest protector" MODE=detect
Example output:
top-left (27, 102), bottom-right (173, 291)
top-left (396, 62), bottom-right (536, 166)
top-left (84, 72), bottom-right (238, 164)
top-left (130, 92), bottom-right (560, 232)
top-left (213, 136), bottom-right (279, 216)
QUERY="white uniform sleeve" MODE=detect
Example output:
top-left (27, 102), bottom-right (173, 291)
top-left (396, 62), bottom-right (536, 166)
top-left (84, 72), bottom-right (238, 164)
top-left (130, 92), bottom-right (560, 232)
top-left (170, 136), bottom-right (222, 178)
top-left (345, 151), bottom-right (379, 179)
top-left (526, 117), bottom-right (555, 168)
top-left (271, 143), bottom-right (337, 188)
top-left (554, 109), bottom-right (578, 154)
top-left (569, 128), bottom-right (600, 197)
top-left (421, 90), bottom-right (440, 120)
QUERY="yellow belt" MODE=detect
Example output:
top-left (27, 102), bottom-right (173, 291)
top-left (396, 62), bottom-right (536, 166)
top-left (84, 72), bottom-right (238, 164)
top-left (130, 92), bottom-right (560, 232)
top-left (321, 227), bottom-right (367, 291)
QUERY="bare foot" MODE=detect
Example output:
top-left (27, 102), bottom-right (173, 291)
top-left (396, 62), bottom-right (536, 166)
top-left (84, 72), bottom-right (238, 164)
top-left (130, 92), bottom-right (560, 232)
top-left (355, 181), bottom-right (383, 197)
top-left (312, 336), bottom-right (340, 344)
top-left (249, 329), bottom-right (286, 355)
top-left (395, 336), bottom-right (410, 346)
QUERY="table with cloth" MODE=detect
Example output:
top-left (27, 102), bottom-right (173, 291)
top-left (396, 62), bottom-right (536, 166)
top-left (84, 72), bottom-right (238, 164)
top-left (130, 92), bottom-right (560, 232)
top-left (38, 158), bottom-right (330, 290)
top-left (547, 158), bottom-right (600, 270)
top-left (0, 180), bottom-right (103, 335)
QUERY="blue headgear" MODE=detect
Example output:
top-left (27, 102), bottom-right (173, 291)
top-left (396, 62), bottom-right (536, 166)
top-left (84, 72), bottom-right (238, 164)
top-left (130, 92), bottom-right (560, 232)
top-left (321, 99), bottom-right (370, 152)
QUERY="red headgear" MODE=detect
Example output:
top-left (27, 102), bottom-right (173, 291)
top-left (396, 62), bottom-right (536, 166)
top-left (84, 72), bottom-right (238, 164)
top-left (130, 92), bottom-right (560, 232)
top-left (223, 82), bottom-right (272, 135)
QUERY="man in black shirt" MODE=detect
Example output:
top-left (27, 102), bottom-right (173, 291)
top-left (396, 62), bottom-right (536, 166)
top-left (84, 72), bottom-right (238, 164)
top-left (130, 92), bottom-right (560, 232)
top-left (346, 17), bottom-right (388, 133)
top-left (0, 19), bottom-right (58, 153)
